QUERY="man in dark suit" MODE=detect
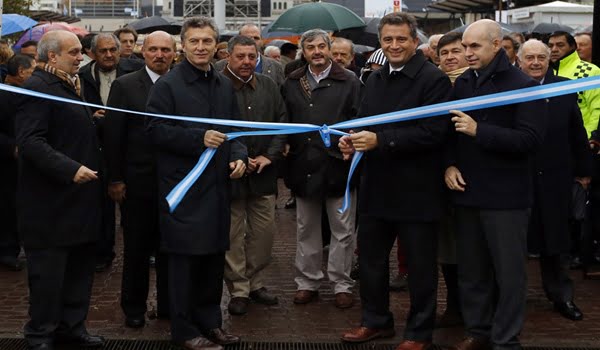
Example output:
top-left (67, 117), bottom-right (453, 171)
top-left (146, 17), bottom-right (246, 350)
top-left (104, 30), bottom-right (175, 329)
top-left (520, 39), bottom-right (592, 321)
top-left (444, 20), bottom-right (546, 350)
top-left (79, 33), bottom-right (144, 272)
top-left (0, 54), bottom-right (35, 271)
top-left (339, 13), bottom-right (451, 350)
top-left (16, 30), bottom-right (105, 350)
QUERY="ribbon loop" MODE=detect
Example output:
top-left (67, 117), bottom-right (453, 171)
top-left (319, 124), bottom-right (331, 148)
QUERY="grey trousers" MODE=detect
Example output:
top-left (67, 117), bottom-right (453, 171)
top-left (294, 193), bottom-right (356, 294)
top-left (455, 207), bottom-right (529, 349)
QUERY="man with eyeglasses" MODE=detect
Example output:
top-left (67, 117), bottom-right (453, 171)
top-left (79, 33), bottom-right (143, 274)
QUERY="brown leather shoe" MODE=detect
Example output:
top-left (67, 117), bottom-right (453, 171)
top-left (205, 328), bottom-right (240, 346)
top-left (334, 292), bottom-right (354, 309)
top-left (180, 336), bottom-right (223, 350)
top-left (396, 340), bottom-right (432, 350)
top-left (341, 326), bottom-right (395, 343)
top-left (293, 290), bottom-right (318, 304)
top-left (453, 336), bottom-right (490, 350)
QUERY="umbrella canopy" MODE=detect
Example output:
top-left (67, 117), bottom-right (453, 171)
top-left (531, 22), bottom-right (574, 34)
top-left (14, 22), bottom-right (89, 49)
top-left (262, 21), bottom-right (297, 39)
top-left (268, 2), bottom-right (365, 34)
top-left (127, 16), bottom-right (182, 35)
top-left (334, 17), bottom-right (428, 48)
top-left (1, 14), bottom-right (37, 36)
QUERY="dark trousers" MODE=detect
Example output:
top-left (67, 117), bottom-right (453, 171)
top-left (455, 207), bottom-right (529, 349)
top-left (169, 253), bottom-right (224, 343)
top-left (96, 171), bottom-right (115, 264)
top-left (358, 216), bottom-right (438, 341)
top-left (0, 186), bottom-right (19, 260)
top-left (24, 243), bottom-right (96, 347)
top-left (120, 196), bottom-right (168, 318)
top-left (540, 254), bottom-right (573, 303)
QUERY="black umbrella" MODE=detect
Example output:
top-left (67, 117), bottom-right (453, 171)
top-left (334, 17), bottom-right (428, 48)
top-left (531, 22), bottom-right (574, 34)
top-left (127, 16), bottom-right (182, 35)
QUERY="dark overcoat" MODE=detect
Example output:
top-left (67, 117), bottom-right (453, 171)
top-left (448, 50), bottom-right (547, 209)
top-left (358, 51), bottom-right (452, 222)
top-left (104, 68), bottom-right (156, 199)
top-left (15, 69), bottom-right (102, 248)
top-left (529, 70), bottom-right (593, 254)
top-left (0, 88), bottom-right (18, 239)
top-left (146, 59), bottom-right (247, 256)
top-left (282, 61), bottom-right (362, 198)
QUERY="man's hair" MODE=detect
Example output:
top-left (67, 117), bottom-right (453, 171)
top-left (280, 42), bottom-right (297, 56)
top-left (181, 17), bottom-right (219, 42)
top-left (377, 12), bottom-right (418, 40)
top-left (518, 39), bottom-right (550, 60)
top-left (38, 31), bottom-right (65, 62)
top-left (80, 33), bottom-right (96, 53)
top-left (7, 54), bottom-right (35, 76)
top-left (239, 23), bottom-right (259, 35)
top-left (264, 45), bottom-right (280, 56)
top-left (332, 37), bottom-right (355, 55)
top-left (502, 35), bottom-right (520, 52)
top-left (437, 32), bottom-right (462, 55)
top-left (574, 32), bottom-right (592, 40)
top-left (114, 27), bottom-right (139, 42)
top-left (91, 33), bottom-right (121, 54)
top-left (0, 45), bottom-right (14, 64)
top-left (300, 29), bottom-right (331, 50)
top-left (549, 31), bottom-right (577, 48)
top-left (227, 35), bottom-right (258, 53)
top-left (509, 32), bottom-right (525, 44)
top-left (21, 40), bottom-right (38, 49)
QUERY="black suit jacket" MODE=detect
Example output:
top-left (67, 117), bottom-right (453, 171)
top-left (448, 50), bottom-right (547, 209)
top-left (15, 69), bottom-right (102, 248)
top-left (104, 67), bottom-right (156, 199)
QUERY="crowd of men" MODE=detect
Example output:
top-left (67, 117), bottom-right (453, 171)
top-left (0, 10), bottom-right (599, 350)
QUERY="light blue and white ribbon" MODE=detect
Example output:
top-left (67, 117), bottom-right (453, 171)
top-left (3, 75), bottom-right (600, 213)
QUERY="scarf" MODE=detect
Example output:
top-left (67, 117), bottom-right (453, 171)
top-left (38, 62), bottom-right (81, 96)
top-left (446, 67), bottom-right (469, 85)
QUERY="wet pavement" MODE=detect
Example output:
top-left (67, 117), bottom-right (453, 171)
top-left (1, 182), bottom-right (599, 348)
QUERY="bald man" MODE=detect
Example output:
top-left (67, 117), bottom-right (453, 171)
top-left (427, 34), bottom-right (443, 65)
top-left (104, 31), bottom-right (176, 328)
top-left (445, 20), bottom-right (546, 350)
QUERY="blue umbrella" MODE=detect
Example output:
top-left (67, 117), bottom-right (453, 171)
top-left (1, 14), bottom-right (38, 36)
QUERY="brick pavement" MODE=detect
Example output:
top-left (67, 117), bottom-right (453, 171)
top-left (1, 182), bottom-right (600, 347)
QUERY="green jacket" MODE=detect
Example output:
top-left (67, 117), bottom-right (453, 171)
top-left (553, 50), bottom-right (600, 138)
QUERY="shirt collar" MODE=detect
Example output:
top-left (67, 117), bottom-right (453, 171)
top-left (145, 65), bottom-right (163, 83)
top-left (308, 62), bottom-right (332, 83)
top-left (223, 64), bottom-right (257, 90)
top-left (389, 65), bottom-right (405, 74)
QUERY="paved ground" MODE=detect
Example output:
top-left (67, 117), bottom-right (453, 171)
top-left (1, 182), bottom-right (600, 348)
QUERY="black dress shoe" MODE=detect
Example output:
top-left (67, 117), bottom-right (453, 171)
top-left (125, 316), bottom-right (146, 328)
top-left (56, 332), bottom-right (105, 347)
top-left (554, 301), bottom-right (583, 321)
top-left (249, 287), bottom-right (279, 305)
top-left (228, 297), bottom-right (249, 315)
top-left (205, 328), bottom-right (240, 345)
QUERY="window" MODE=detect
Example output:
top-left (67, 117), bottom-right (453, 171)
top-left (283, 2), bottom-right (287, 9)
top-left (273, 2), bottom-right (276, 9)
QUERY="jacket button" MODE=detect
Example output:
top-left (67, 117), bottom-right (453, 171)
top-left (248, 106), bottom-right (252, 110)
top-left (307, 174), bottom-right (311, 178)
top-left (538, 171), bottom-right (543, 175)
top-left (389, 141), bottom-right (395, 147)
top-left (307, 137), bottom-right (311, 142)
top-left (309, 103), bottom-right (313, 107)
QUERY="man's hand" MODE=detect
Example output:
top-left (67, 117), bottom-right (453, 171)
top-left (450, 110), bottom-right (477, 137)
top-left (93, 109), bottom-right (106, 118)
top-left (108, 182), bottom-right (126, 203)
top-left (204, 130), bottom-right (227, 148)
top-left (283, 144), bottom-right (290, 157)
top-left (576, 176), bottom-right (592, 190)
top-left (229, 159), bottom-right (246, 179)
top-left (349, 130), bottom-right (378, 152)
top-left (339, 135), bottom-right (355, 161)
top-left (445, 166), bottom-right (466, 192)
top-left (73, 165), bottom-right (98, 184)
top-left (247, 155), bottom-right (272, 174)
